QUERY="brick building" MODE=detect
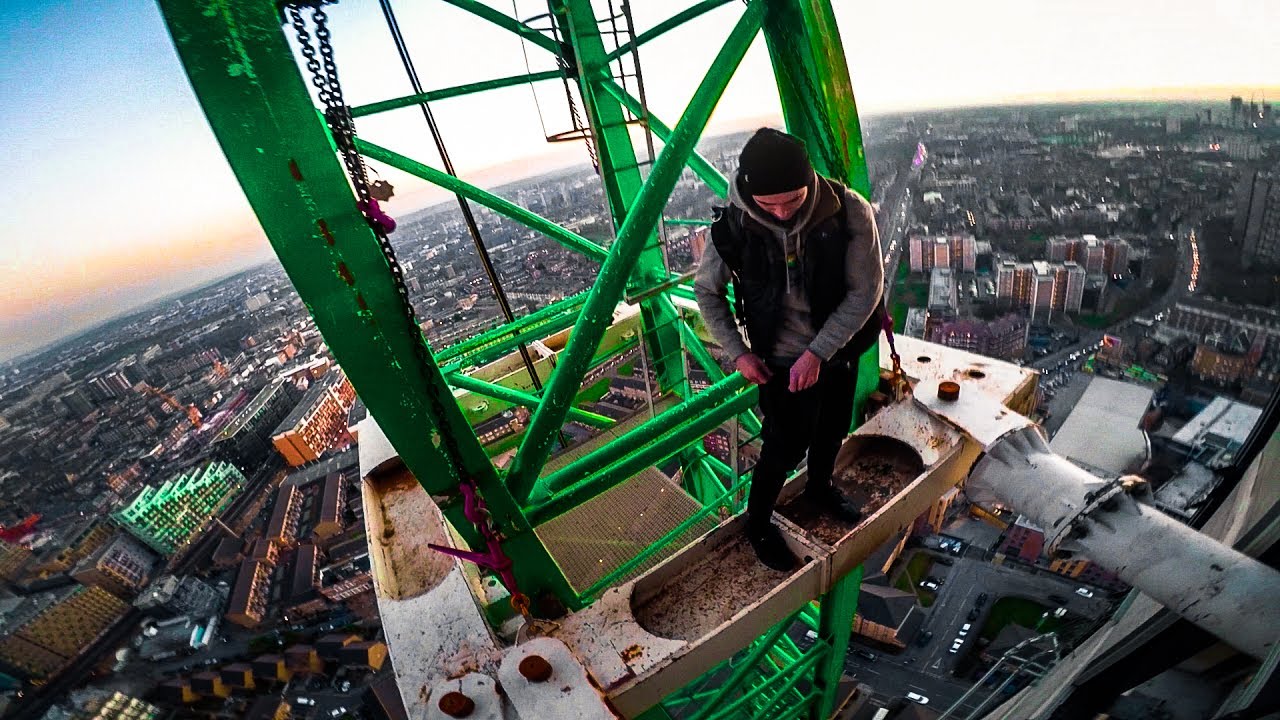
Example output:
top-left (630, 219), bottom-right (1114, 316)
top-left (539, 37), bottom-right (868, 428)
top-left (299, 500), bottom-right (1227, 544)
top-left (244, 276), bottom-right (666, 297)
top-left (70, 532), bottom-right (160, 600)
top-left (266, 484), bottom-right (304, 552)
top-left (226, 558), bottom-right (272, 629)
top-left (271, 373), bottom-right (357, 467)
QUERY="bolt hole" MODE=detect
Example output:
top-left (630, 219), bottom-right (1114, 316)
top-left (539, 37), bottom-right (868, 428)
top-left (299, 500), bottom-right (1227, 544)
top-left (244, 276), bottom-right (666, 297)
top-left (967, 369), bottom-right (987, 379)
top-left (916, 355), bottom-right (932, 363)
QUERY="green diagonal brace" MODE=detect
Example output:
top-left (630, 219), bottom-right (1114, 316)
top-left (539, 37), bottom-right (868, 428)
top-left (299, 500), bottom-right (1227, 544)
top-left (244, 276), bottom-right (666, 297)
top-left (355, 138), bottom-right (609, 263)
top-left (445, 372), bottom-right (614, 429)
top-left (597, 78), bottom-right (729, 199)
top-left (439, 0), bottom-right (560, 54)
top-left (530, 372), bottom-right (748, 502)
top-left (505, 0), bottom-right (765, 503)
top-left (351, 69), bottom-right (564, 118)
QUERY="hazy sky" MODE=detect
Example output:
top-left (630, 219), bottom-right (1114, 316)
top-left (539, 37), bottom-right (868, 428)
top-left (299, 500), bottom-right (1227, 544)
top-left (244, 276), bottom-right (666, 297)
top-left (2, 0), bottom-right (1277, 362)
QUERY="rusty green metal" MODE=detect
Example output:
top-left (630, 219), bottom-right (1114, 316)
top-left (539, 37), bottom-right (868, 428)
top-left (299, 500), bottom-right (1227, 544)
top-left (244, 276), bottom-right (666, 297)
top-left (506, 1), bottom-right (767, 503)
top-left (530, 373), bottom-right (750, 502)
top-left (355, 138), bottom-right (609, 262)
top-left (156, 0), bottom-right (577, 608)
top-left (350, 69), bottom-right (564, 118)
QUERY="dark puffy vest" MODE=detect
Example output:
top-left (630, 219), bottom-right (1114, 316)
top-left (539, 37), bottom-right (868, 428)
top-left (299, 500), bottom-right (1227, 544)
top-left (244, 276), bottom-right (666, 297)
top-left (710, 183), bottom-right (883, 364)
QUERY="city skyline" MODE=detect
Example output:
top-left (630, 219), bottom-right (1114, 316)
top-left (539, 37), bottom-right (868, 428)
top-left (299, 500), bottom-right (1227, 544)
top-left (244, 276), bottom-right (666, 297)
top-left (2, 0), bottom-right (1278, 362)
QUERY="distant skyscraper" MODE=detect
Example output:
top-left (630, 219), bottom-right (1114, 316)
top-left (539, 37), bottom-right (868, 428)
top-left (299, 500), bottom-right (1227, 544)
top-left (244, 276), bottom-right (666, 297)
top-left (1235, 171), bottom-right (1280, 268)
top-left (1231, 96), bottom-right (1244, 126)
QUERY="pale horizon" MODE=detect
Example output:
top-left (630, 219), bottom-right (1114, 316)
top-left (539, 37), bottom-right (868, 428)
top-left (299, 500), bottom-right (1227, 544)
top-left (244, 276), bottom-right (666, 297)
top-left (3, 0), bottom-right (1277, 363)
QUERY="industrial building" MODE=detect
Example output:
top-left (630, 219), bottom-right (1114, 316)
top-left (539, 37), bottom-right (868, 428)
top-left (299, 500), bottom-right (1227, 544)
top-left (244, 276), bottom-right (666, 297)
top-left (113, 461), bottom-right (246, 555)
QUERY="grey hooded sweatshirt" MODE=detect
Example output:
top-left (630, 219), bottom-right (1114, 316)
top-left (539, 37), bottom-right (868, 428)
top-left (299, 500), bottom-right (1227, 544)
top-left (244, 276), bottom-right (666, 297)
top-left (694, 171), bottom-right (884, 365)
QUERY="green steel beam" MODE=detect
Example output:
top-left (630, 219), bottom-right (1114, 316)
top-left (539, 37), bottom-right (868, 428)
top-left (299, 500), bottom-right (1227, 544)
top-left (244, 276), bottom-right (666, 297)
top-left (704, 646), bottom-right (824, 720)
top-left (688, 611), bottom-right (800, 720)
top-left (355, 138), bottom-right (609, 262)
top-left (603, 0), bottom-right (738, 63)
top-left (436, 291), bottom-right (589, 366)
top-left (350, 69), bottom-right (564, 118)
top-left (664, 218), bottom-right (715, 226)
top-left (444, 371), bottom-right (614, 429)
top-left (531, 372), bottom-right (748, 502)
top-left (527, 388), bottom-right (758, 525)
top-left (810, 566), bottom-right (862, 719)
top-left (439, 0), bottom-right (561, 54)
top-left (506, 0), bottom-right (766, 503)
top-left (597, 78), bottom-right (729, 199)
top-left (760, 0), bottom-right (879, 422)
top-left (556, 0), bottom-right (688, 408)
top-left (156, 0), bottom-right (576, 610)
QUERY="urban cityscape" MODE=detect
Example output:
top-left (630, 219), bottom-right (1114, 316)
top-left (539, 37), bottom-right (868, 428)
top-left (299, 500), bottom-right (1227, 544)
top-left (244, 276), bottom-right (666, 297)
top-left (0, 91), bottom-right (1277, 720)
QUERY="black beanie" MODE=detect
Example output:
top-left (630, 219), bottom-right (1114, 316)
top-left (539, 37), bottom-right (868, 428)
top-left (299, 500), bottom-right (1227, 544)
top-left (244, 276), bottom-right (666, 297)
top-left (739, 128), bottom-right (814, 196)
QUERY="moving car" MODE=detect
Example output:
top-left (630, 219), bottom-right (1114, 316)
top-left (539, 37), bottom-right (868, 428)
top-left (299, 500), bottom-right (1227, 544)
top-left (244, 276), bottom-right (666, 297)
top-left (1075, 587), bottom-right (1094, 598)
top-left (914, 630), bottom-right (933, 647)
top-left (295, 698), bottom-right (315, 707)
top-left (919, 579), bottom-right (940, 591)
top-left (906, 692), bottom-right (930, 705)
top-left (853, 649), bottom-right (877, 662)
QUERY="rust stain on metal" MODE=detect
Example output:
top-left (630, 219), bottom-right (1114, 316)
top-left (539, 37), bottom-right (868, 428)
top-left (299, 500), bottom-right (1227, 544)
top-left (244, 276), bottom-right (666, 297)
top-left (620, 645), bottom-right (644, 662)
top-left (367, 468), bottom-right (454, 599)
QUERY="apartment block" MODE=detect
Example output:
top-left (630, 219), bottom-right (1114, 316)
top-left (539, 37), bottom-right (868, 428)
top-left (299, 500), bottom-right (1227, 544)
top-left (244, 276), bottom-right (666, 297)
top-left (70, 532), bottom-right (160, 600)
top-left (271, 373), bottom-right (357, 467)
top-left (113, 461), bottom-right (246, 555)
top-left (226, 558), bottom-right (272, 629)
top-left (0, 585), bottom-right (128, 679)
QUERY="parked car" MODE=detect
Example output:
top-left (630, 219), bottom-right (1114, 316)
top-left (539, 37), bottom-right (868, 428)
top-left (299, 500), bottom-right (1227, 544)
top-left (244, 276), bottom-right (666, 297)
top-left (949, 640), bottom-right (962, 654)
top-left (1075, 587), bottom-right (1094, 598)
top-left (967, 609), bottom-right (979, 622)
top-left (976, 593), bottom-right (988, 606)
top-left (340, 680), bottom-right (351, 693)
top-left (919, 579), bottom-right (940, 591)
top-left (906, 692), bottom-right (930, 705)
top-left (959, 623), bottom-right (971, 637)
top-left (914, 630), bottom-right (933, 647)
top-left (853, 649), bottom-right (876, 662)
top-left (295, 698), bottom-right (315, 707)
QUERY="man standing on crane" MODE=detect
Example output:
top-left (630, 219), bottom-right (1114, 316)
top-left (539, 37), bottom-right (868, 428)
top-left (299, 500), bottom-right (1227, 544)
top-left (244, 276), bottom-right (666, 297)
top-left (695, 128), bottom-right (885, 571)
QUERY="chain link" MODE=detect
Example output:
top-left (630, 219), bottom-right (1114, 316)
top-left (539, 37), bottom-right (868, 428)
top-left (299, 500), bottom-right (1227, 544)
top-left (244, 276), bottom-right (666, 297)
top-left (286, 2), bottom-right (468, 478)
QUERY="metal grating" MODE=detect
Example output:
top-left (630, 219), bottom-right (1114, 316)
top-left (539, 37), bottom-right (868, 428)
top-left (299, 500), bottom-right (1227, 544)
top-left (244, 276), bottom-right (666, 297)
top-left (536, 467), bottom-right (719, 594)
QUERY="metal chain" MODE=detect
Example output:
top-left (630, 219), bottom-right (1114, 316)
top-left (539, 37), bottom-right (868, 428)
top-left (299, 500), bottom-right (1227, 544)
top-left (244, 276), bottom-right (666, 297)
top-left (286, 2), bottom-right (531, 618)
top-left (287, 2), bottom-right (468, 475)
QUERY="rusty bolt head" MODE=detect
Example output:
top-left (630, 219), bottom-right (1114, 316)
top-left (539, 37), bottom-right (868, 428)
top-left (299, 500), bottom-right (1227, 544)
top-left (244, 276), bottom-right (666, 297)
top-left (518, 654), bottom-right (553, 682)
top-left (438, 691), bottom-right (475, 718)
top-left (938, 381), bottom-right (960, 402)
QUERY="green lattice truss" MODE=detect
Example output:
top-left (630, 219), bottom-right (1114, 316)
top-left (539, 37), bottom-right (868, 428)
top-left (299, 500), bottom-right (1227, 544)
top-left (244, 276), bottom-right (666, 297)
top-left (159, 1), bottom-right (875, 717)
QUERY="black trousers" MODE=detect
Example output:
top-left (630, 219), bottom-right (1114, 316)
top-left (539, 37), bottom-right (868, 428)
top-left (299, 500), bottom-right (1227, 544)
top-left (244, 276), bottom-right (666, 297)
top-left (747, 358), bottom-right (857, 534)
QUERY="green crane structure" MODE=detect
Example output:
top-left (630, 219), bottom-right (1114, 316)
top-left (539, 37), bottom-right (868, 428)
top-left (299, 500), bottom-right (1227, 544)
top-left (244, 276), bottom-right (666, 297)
top-left (157, 1), bottom-right (876, 716)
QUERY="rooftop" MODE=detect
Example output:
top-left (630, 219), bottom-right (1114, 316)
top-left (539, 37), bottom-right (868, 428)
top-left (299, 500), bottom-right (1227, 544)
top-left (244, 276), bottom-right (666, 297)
top-left (1050, 377), bottom-right (1153, 476)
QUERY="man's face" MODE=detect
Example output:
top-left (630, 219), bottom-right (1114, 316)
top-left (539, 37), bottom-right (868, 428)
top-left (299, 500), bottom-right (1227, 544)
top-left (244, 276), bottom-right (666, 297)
top-left (751, 186), bottom-right (808, 222)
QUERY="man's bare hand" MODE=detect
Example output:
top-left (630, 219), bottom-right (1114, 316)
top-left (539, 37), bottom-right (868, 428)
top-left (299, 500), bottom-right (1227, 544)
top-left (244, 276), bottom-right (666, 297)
top-left (735, 353), bottom-right (773, 385)
top-left (789, 350), bottom-right (822, 392)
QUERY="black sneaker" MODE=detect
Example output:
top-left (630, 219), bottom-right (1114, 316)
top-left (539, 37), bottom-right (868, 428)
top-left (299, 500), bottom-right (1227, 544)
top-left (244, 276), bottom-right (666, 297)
top-left (747, 523), bottom-right (798, 572)
top-left (804, 485), bottom-right (864, 525)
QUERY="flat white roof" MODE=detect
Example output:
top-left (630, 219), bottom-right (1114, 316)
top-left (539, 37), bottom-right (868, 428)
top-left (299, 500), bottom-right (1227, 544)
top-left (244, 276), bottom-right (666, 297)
top-left (1172, 396), bottom-right (1262, 449)
top-left (1050, 377), bottom-right (1154, 476)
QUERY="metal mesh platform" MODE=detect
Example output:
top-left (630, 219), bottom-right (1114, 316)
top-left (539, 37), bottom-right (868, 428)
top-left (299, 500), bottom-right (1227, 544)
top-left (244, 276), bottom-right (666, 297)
top-left (536, 467), bottom-right (719, 594)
